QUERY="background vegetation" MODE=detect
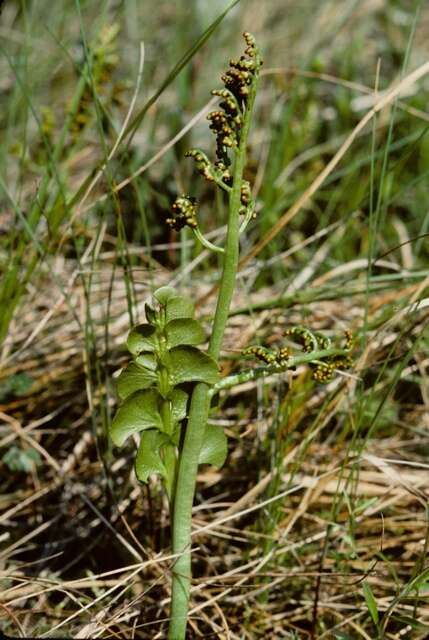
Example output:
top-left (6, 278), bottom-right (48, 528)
top-left (1, 0), bottom-right (428, 637)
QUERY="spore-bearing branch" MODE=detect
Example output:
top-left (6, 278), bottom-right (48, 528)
top-left (242, 327), bottom-right (354, 384)
top-left (166, 32), bottom-right (261, 253)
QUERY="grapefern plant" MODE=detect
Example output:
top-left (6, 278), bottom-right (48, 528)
top-left (110, 33), bottom-right (353, 639)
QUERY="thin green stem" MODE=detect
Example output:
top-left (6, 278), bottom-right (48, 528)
top-left (158, 328), bottom-right (177, 502)
top-left (168, 44), bottom-right (260, 639)
top-left (213, 175), bottom-right (232, 193)
top-left (208, 105), bottom-right (257, 359)
top-left (161, 398), bottom-right (176, 501)
top-left (193, 227), bottom-right (225, 254)
top-left (168, 383), bottom-right (210, 638)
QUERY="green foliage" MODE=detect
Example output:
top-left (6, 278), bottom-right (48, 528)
top-left (110, 287), bottom-right (222, 485)
top-left (199, 424), bottom-right (228, 467)
top-left (167, 346), bottom-right (219, 386)
top-left (165, 318), bottom-right (206, 348)
top-left (170, 388), bottom-right (189, 423)
top-left (110, 389), bottom-right (164, 447)
top-left (362, 580), bottom-right (379, 627)
top-left (116, 362), bottom-right (157, 400)
top-left (127, 324), bottom-right (157, 355)
top-left (165, 296), bottom-right (195, 323)
top-left (135, 353), bottom-right (158, 371)
top-left (2, 445), bottom-right (41, 472)
top-left (0, 373), bottom-right (33, 401)
top-left (135, 430), bottom-right (172, 483)
top-left (153, 286), bottom-right (177, 304)
top-left (390, 616), bottom-right (429, 632)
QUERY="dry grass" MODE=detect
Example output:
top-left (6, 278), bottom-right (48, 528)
top-left (1, 254), bottom-right (428, 637)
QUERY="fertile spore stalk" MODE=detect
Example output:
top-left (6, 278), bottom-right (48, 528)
top-left (109, 33), bottom-right (353, 639)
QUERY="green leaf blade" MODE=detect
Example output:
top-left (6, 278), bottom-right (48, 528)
top-left (135, 430), bottom-right (172, 483)
top-left (171, 388), bottom-right (188, 423)
top-left (116, 362), bottom-right (158, 400)
top-left (127, 324), bottom-right (157, 355)
top-left (165, 296), bottom-right (195, 323)
top-left (199, 424), bottom-right (227, 468)
top-left (135, 353), bottom-right (158, 371)
top-left (168, 346), bottom-right (219, 386)
top-left (362, 581), bottom-right (379, 626)
top-left (166, 318), bottom-right (205, 348)
top-left (145, 303), bottom-right (157, 324)
top-left (2, 446), bottom-right (41, 472)
top-left (110, 389), bottom-right (163, 447)
top-left (154, 286), bottom-right (177, 305)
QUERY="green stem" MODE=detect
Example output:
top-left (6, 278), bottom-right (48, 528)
top-left (159, 333), bottom-right (177, 502)
top-left (193, 227), bottom-right (224, 254)
top-left (168, 383), bottom-right (210, 638)
top-left (161, 398), bottom-right (176, 501)
top-left (168, 58), bottom-right (260, 639)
